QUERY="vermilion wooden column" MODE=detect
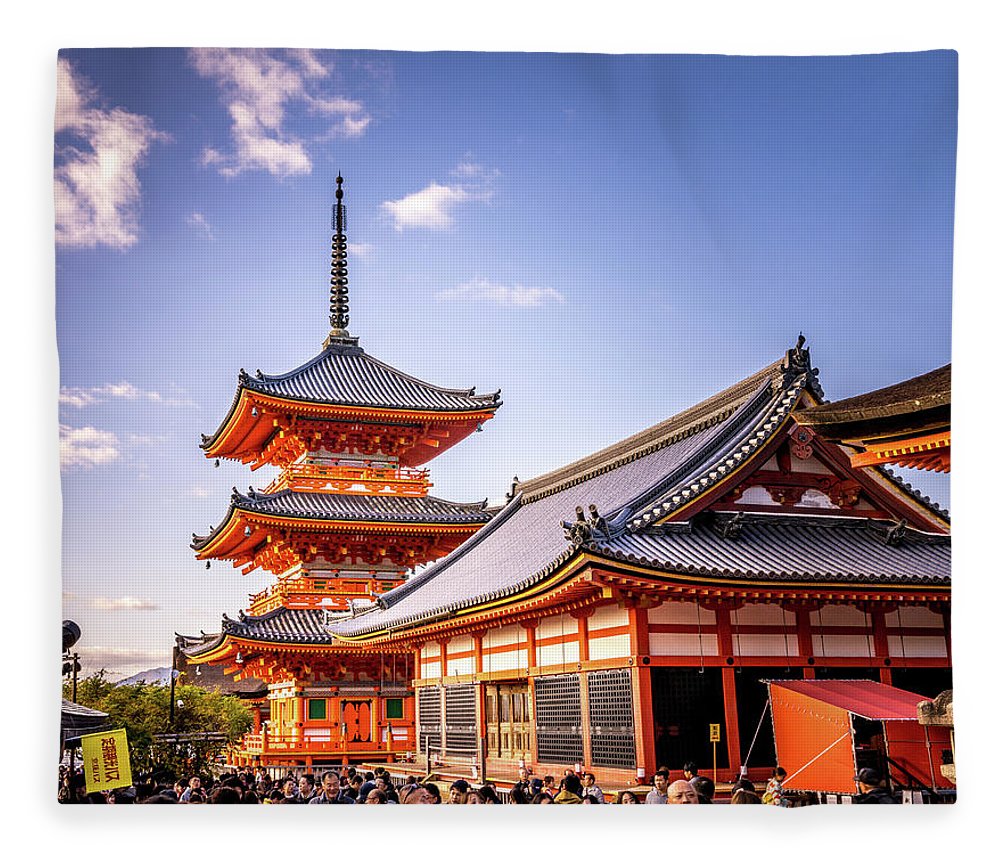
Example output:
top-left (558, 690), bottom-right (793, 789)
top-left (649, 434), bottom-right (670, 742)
top-left (628, 605), bottom-right (656, 780)
top-left (795, 606), bottom-right (816, 679)
top-left (870, 605), bottom-right (893, 684)
top-left (571, 606), bottom-right (593, 663)
top-left (438, 639), bottom-right (449, 678)
top-left (713, 604), bottom-right (742, 775)
top-left (519, 619), bottom-right (539, 767)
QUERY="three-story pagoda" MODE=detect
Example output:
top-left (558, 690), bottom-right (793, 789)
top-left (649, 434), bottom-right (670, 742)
top-left (178, 176), bottom-right (500, 770)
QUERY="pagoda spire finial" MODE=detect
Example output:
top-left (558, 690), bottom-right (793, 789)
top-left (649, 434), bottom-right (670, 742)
top-left (325, 173), bottom-right (358, 348)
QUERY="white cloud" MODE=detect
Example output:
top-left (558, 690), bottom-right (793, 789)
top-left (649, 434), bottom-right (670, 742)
top-left (349, 242), bottom-right (374, 259)
top-left (189, 485), bottom-right (212, 498)
top-left (190, 48), bottom-right (370, 178)
top-left (59, 381), bottom-right (197, 409)
top-left (381, 182), bottom-right (471, 231)
top-left (54, 59), bottom-right (169, 250)
top-left (382, 160), bottom-right (498, 231)
top-left (60, 424), bottom-right (121, 470)
top-left (435, 278), bottom-right (566, 308)
top-left (187, 211), bottom-right (215, 240)
top-left (90, 596), bottom-right (160, 611)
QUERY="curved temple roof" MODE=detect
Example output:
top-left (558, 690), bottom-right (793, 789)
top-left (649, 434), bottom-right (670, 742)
top-left (192, 488), bottom-right (492, 551)
top-left (330, 347), bottom-right (950, 639)
top-left (178, 607), bottom-right (336, 658)
top-left (201, 342), bottom-right (501, 453)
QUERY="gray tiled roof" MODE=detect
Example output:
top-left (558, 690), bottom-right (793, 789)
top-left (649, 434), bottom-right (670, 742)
top-left (591, 513), bottom-right (950, 584)
top-left (191, 489), bottom-right (491, 550)
top-left (330, 352), bottom-right (949, 639)
top-left (179, 608), bottom-right (337, 656)
top-left (202, 343), bottom-right (500, 450)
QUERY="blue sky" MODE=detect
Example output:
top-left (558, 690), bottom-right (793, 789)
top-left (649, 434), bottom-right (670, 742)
top-left (55, 48), bottom-right (954, 679)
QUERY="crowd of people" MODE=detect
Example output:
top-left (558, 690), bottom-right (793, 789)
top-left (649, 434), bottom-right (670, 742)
top-left (57, 759), bottom-right (897, 805)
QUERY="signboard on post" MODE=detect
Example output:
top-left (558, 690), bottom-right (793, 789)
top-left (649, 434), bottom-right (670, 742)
top-left (709, 723), bottom-right (721, 782)
top-left (80, 728), bottom-right (132, 794)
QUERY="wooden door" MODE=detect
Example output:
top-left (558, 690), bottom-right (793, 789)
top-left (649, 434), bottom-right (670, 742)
top-left (486, 683), bottom-right (532, 760)
top-left (342, 700), bottom-right (373, 744)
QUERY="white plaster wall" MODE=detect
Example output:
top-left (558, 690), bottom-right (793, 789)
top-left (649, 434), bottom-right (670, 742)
top-left (485, 624), bottom-right (524, 649)
top-left (649, 602), bottom-right (715, 625)
top-left (448, 656), bottom-right (475, 676)
top-left (450, 634), bottom-right (474, 654)
top-left (733, 604), bottom-right (796, 626)
top-left (812, 634), bottom-right (875, 658)
top-left (483, 647), bottom-right (528, 672)
top-left (649, 632), bottom-right (719, 657)
top-left (810, 605), bottom-right (868, 627)
top-left (422, 661), bottom-right (442, 679)
top-left (538, 614), bottom-right (571, 640)
top-left (734, 633), bottom-right (799, 657)
top-left (588, 633), bottom-right (631, 660)
top-left (590, 603), bottom-right (629, 630)
top-left (885, 607), bottom-right (945, 629)
top-left (422, 642), bottom-right (440, 659)
top-left (887, 636), bottom-right (949, 659)
top-left (538, 641), bottom-right (580, 666)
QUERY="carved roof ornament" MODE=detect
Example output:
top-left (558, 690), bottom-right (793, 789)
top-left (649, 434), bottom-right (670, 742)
top-left (781, 333), bottom-right (824, 398)
top-left (562, 504), bottom-right (611, 546)
top-left (884, 518), bottom-right (909, 547)
top-left (721, 511), bottom-right (746, 539)
top-left (324, 173), bottom-right (359, 349)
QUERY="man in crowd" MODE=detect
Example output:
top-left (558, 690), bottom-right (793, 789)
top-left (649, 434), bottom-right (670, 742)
top-left (644, 768), bottom-right (671, 803)
top-left (667, 779), bottom-right (700, 804)
top-left (582, 772), bottom-right (605, 803)
top-left (309, 770), bottom-right (356, 804)
top-left (852, 768), bottom-right (898, 804)
top-left (296, 774), bottom-right (317, 803)
top-left (449, 778), bottom-right (470, 804)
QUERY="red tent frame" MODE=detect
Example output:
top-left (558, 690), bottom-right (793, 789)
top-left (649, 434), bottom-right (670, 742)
top-left (767, 680), bottom-right (953, 795)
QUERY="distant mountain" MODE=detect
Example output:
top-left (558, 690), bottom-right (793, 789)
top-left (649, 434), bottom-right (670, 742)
top-left (117, 667), bottom-right (173, 686)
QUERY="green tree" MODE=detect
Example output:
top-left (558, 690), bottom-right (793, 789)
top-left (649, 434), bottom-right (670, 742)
top-left (65, 672), bottom-right (252, 779)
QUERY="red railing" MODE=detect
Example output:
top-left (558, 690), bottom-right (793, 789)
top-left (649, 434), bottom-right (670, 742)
top-left (264, 462), bottom-right (431, 496)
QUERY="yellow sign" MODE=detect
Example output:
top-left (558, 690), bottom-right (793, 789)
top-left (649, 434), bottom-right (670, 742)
top-left (80, 729), bottom-right (132, 793)
top-left (709, 723), bottom-right (721, 742)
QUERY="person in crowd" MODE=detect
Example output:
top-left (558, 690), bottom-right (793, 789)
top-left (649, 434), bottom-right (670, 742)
top-left (467, 789), bottom-right (483, 804)
top-left (309, 770), bottom-right (356, 804)
top-left (541, 775), bottom-right (557, 797)
top-left (180, 775), bottom-right (205, 803)
top-left (296, 774), bottom-right (317, 803)
top-left (345, 774), bottom-right (364, 800)
top-left (644, 768), bottom-right (671, 804)
top-left (852, 768), bottom-right (898, 804)
top-left (448, 779), bottom-right (470, 804)
top-left (374, 774), bottom-right (398, 803)
top-left (510, 765), bottom-right (534, 804)
top-left (281, 776), bottom-right (298, 801)
top-left (531, 791), bottom-right (553, 804)
top-left (666, 780), bottom-right (699, 804)
top-left (731, 787), bottom-right (762, 804)
top-left (762, 767), bottom-right (788, 807)
top-left (615, 790), bottom-right (639, 804)
top-left (692, 775), bottom-right (715, 804)
top-left (265, 788), bottom-right (285, 804)
top-left (581, 772), bottom-right (605, 803)
top-left (357, 771), bottom-right (377, 803)
top-left (402, 785), bottom-right (437, 804)
top-left (554, 774), bottom-right (584, 803)
top-left (421, 782), bottom-right (442, 804)
top-left (365, 789), bottom-right (388, 804)
top-left (478, 783), bottom-right (502, 804)
top-left (242, 790), bottom-right (260, 803)
top-left (209, 786), bottom-right (241, 803)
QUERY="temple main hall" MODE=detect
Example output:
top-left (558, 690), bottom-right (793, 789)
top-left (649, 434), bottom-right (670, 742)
top-left (180, 178), bottom-right (951, 788)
